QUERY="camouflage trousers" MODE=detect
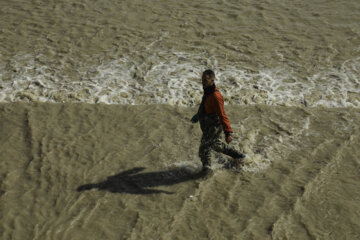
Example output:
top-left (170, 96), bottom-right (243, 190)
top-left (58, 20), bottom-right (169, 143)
top-left (198, 126), bottom-right (242, 167)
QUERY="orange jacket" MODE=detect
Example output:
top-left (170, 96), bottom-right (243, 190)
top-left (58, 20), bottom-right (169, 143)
top-left (203, 87), bottom-right (233, 134)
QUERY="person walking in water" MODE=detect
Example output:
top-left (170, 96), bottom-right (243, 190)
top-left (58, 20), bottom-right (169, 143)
top-left (191, 69), bottom-right (246, 171)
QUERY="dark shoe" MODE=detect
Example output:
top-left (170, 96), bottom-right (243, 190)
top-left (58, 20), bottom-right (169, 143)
top-left (231, 159), bottom-right (242, 169)
top-left (231, 154), bottom-right (246, 169)
top-left (201, 158), bottom-right (211, 169)
top-left (235, 153), bottom-right (246, 159)
top-left (217, 156), bottom-right (227, 164)
top-left (200, 166), bottom-right (214, 178)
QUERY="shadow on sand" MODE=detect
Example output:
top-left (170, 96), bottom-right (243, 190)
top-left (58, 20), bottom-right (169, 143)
top-left (77, 167), bottom-right (207, 195)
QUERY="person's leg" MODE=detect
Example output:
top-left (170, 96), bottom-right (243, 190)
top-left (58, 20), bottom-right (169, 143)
top-left (212, 139), bottom-right (246, 168)
top-left (198, 124), bottom-right (223, 169)
top-left (212, 138), bottom-right (246, 159)
top-left (198, 136), bottom-right (212, 168)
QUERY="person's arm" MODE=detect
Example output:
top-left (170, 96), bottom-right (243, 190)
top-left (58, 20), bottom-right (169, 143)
top-left (191, 113), bottom-right (199, 123)
top-left (212, 93), bottom-right (233, 141)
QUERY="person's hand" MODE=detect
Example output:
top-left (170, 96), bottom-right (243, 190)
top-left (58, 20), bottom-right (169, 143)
top-left (191, 113), bottom-right (199, 123)
top-left (225, 134), bottom-right (232, 144)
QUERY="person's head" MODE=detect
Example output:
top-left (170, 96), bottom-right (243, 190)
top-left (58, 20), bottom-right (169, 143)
top-left (202, 69), bottom-right (215, 88)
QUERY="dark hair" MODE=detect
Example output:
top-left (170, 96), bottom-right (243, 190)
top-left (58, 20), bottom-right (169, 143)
top-left (202, 69), bottom-right (215, 79)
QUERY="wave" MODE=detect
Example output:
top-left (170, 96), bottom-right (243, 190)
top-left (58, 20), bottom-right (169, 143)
top-left (1, 52), bottom-right (359, 107)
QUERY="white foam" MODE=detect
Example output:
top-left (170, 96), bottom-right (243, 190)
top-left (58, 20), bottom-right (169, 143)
top-left (0, 52), bottom-right (359, 108)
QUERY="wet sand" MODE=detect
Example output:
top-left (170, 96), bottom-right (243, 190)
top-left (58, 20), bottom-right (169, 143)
top-left (1, 103), bottom-right (359, 239)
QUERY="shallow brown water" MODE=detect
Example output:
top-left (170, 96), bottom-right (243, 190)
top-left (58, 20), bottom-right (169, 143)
top-left (1, 103), bottom-right (359, 239)
top-left (1, 0), bottom-right (359, 239)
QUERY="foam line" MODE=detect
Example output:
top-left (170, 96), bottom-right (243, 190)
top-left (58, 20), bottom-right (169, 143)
top-left (0, 53), bottom-right (359, 107)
